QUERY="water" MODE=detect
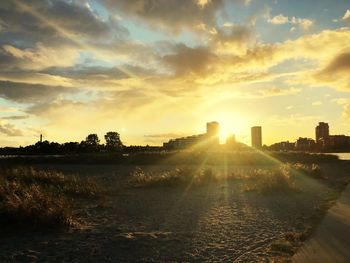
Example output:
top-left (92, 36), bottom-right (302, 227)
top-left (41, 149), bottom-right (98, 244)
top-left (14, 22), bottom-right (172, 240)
top-left (330, 153), bottom-right (350, 160)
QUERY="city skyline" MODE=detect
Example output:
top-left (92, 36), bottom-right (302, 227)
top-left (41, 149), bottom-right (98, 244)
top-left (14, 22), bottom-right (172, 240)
top-left (28, 120), bottom-right (349, 148)
top-left (0, 1), bottom-right (350, 147)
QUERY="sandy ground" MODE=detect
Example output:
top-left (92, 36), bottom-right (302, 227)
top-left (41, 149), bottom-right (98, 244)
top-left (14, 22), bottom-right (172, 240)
top-left (0, 164), bottom-right (346, 262)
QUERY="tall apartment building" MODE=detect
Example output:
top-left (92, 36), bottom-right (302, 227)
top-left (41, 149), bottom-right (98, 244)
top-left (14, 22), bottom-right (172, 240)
top-left (206, 121), bottom-right (219, 145)
top-left (251, 126), bottom-right (262, 148)
top-left (316, 122), bottom-right (329, 143)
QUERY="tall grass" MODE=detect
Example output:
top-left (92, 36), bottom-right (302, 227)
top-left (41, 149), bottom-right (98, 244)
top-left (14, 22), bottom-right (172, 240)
top-left (245, 165), bottom-right (298, 194)
top-left (128, 163), bottom-right (323, 194)
top-left (128, 167), bottom-right (217, 187)
top-left (0, 180), bottom-right (74, 227)
top-left (0, 166), bottom-right (100, 228)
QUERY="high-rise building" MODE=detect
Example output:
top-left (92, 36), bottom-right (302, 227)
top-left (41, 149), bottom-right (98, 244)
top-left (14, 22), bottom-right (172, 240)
top-left (251, 126), bottom-right (262, 148)
top-left (316, 122), bottom-right (329, 143)
top-left (206, 121), bottom-right (219, 145)
top-left (206, 121), bottom-right (219, 136)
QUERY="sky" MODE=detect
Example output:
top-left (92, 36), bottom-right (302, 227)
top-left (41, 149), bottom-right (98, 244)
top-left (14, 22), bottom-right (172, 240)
top-left (0, 0), bottom-right (349, 146)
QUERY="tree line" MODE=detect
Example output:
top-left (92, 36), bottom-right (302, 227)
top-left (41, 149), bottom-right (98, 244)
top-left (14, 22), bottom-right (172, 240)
top-left (0, 132), bottom-right (124, 155)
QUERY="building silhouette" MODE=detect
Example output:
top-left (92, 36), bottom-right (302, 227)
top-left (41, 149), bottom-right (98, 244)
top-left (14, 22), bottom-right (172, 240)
top-left (163, 122), bottom-right (220, 150)
top-left (251, 126), bottom-right (262, 148)
top-left (316, 122), bottom-right (329, 148)
top-left (206, 121), bottom-right (219, 145)
top-left (296, 137), bottom-right (315, 151)
top-left (315, 122), bottom-right (350, 151)
top-left (226, 134), bottom-right (236, 146)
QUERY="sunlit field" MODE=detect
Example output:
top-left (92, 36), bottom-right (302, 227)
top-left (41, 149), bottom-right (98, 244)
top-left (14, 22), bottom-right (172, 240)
top-left (1, 153), bottom-right (349, 262)
top-left (1, 0), bottom-right (350, 261)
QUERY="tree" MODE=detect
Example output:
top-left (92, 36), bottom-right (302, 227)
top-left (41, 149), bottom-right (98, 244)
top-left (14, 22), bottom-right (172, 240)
top-left (104, 131), bottom-right (123, 151)
top-left (84, 134), bottom-right (100, 152)
top-left (85, 134), bottom-right (100, 146)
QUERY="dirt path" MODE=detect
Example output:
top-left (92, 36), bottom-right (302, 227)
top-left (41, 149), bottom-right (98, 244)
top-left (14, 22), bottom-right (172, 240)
top-left (0, 180), bottom-right (329, 262)
top-left (292, 183), bottom-right (350, 263)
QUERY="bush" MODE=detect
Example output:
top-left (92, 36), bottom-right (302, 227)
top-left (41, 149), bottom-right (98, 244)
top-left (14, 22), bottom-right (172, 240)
top-left (245, 165), bottom-right (298, 194)
top-left (0, 166), bottom-right (101, 228)
top-left (2, 166), bottom-right (100, 197)
top-left (0, 180), bottom-right (73, 228)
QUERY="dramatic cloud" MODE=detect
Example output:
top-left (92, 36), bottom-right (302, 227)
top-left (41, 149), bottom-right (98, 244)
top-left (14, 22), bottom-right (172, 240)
top-left (0, 0), bottom-right (128, 44)
top-left (0, 121), bottom-right (23, 136)
top-left (0, 0), bottom-right (349, 146)
top-left (210, 22), bottom-right (255, 55)
top-left (1, 44), bottom-right (78, 70)
top-left (0, 80), bottom-right (77, 103)
top-left (99, 0), bottom-right (224, 34)
top-left (311, 51), bottom-right (350, 91)
top-left (343, 9), bottom-right (350, 23)
top-left (321, 52), bottom-right (350, 74)
top-left (162, 44), bottom-right (217, 77)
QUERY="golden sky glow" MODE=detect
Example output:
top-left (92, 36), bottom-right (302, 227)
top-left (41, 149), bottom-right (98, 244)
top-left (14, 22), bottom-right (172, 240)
top-left (0, 0), bottom-right (350, 146)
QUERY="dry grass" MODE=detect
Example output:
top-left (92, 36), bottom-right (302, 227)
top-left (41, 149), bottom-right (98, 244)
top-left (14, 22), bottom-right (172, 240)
top-left (2, 166), bottom-right (100, 197)
top-left (245, 165), bottom-right (298, 194)
top-left (128, 163), bottom-right (322, 193)
top-left (128, 167), bottom-right (217, 187)
top-left (0, 166), bottom-right (100, 228)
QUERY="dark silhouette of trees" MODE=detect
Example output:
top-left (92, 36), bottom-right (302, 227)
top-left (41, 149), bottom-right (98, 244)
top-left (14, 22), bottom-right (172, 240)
top-left (104, 131), bottom-right (123, 152)
top-left (85, 134), bottom-right (100, 146)
top-left (82, 134), bottom-right (100, 152)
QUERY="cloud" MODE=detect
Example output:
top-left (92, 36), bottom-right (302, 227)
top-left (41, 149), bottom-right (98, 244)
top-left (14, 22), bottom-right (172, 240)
top-left (162, 44), bottom-right (217, 77)
top-left (343, 9), bottom-right (350, 23)
top-left (210, 22), bottom-right (255, 55)
top-left (259, 87), bottom-right (301, 97)
top-left (99, 0), bottom-right (224, 34)
top-left (0, 121), bottom-right (23, 136)
top-left (1, 43), bottom-right (78, 70)
top-left (344, 103), bottom-right (350, 119)
top-left (321, 52), bottom-right (350, 74)
top-left (0, 0), bottom-right (128, 45)
top-left (311, 51), bottom-right (350, 91)
top-left (267, 13), bottom-right (313, 31)
top-left (291, 17), bottom-right (313, 31)
top-left (41, 64), bottom-right (158, 83)
top-left (0, 80), bottom-right (77, 103)
top-left (268, 14), bottom-right (289, 25)
top-left (1, 115), bottom-right (29, 120)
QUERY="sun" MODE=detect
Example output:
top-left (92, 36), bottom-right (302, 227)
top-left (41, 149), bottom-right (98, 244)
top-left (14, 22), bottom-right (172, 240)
top-left (214, 113), bottom-right (248, 144)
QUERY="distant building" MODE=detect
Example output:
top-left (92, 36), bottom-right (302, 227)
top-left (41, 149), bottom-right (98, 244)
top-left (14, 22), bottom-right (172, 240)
top-left (163, 122), bottom-right (220, 150)
top-left (327, 135), bottom-right (350, 151)
top-left (251, 126), bottom-right (262, 148)
top-left (295, 137), bottom-right (315, 151)
top-left (316, 122), bottom-right (329, 146)
top-left (163, 134), bottom-right (207, 150)
top-left (226, 134), bottom-right (236, 146)
top-left (315, 122), bottom-right (350, 151)
top-left (269, 141), bottom-right (295, 151)
top-left (206, 121), bottom-right (219, 145)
